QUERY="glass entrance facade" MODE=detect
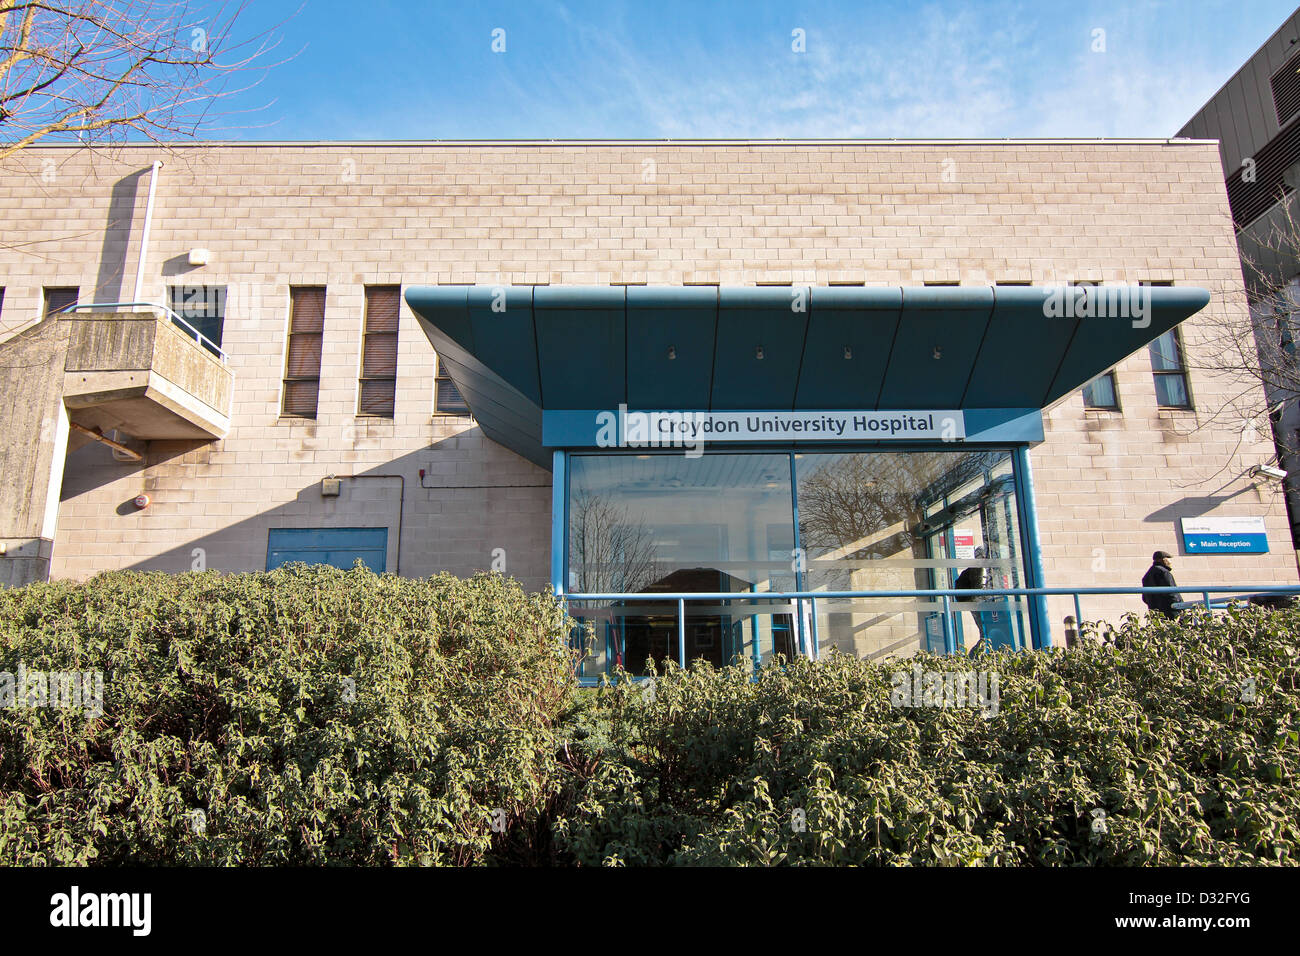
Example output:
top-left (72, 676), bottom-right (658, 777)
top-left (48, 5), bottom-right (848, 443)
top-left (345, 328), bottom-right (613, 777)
top-left (563, 447), bottom-right (1031, 682)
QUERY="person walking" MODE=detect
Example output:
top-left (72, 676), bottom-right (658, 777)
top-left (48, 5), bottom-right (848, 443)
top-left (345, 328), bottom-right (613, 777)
top-left (956, 546), bottom-right (989, 653)
top-left (1141, 550), bottom-right (1183, 619)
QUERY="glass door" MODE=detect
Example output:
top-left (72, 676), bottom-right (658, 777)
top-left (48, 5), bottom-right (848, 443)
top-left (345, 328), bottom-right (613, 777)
top-left (567, 452), bottom-right (798, 679)
top-left (797, 448), bottom-right (1029, 659)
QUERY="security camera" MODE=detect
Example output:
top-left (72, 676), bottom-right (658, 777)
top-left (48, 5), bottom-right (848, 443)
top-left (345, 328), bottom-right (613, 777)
top-left (1250, 464), bottom-right (1288, 480)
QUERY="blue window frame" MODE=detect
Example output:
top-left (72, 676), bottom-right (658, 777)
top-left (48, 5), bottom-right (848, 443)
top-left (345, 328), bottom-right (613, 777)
top-left (266, 527), bottom-right (388, 572)
top-left (560, 445), bottom-right (1042, 682)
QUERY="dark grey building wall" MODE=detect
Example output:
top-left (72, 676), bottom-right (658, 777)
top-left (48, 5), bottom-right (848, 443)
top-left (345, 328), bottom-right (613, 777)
top-left (1181, 7), bottom-right (1300, 548)
top-left (1179, 7), bottom-right (1300, 175)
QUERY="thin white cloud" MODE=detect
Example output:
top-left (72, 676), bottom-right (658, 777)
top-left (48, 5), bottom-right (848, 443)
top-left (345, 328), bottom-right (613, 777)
top-left (235, 0), bottom-right (1297, 140)
top-left (494, 0), bottom-right (1275, 139)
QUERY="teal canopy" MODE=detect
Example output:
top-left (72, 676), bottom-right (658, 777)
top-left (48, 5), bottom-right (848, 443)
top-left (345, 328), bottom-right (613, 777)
top-left (406, 284), bottom-right (1210, 467)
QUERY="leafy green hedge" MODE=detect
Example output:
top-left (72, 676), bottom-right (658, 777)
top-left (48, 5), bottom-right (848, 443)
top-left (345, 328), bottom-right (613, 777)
top-left (0, 567), bottom-right (575, 865)
top-left (559, 610), bottom-right (1300, 865)
top-left (3, 567), bottom-right (1298, 866)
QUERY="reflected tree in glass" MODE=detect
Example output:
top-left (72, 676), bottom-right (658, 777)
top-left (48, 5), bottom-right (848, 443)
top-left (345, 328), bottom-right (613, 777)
top-left (569, 489), bottom-right (662, 595)
top-left (797, 453), bottom-right (950, 585)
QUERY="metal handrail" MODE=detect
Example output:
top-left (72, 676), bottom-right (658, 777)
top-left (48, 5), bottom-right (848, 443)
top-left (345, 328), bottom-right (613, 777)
top-left (58, 302), bottom-right (229, 363)
top-left (560, 584), bottom-right (1300, 665)
top-left (561, 584), bottom-right (1300, 601)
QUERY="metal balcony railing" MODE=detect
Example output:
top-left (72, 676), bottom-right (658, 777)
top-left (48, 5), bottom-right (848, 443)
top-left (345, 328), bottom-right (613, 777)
top-left (58, 302), bottom-right (228, 364)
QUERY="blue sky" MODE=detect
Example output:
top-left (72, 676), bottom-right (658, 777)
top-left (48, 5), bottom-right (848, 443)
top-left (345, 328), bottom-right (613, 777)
top-left (219, 0), bottom-right (1300, 139)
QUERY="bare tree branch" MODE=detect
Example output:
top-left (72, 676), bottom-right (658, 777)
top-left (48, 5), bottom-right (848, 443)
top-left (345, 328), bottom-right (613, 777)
top-left (0, 0), bottom-right (298, 162)
top-left (1174, 193), bottom-right (1300, 507)
top-left (569, 490), bottom-right (663, 597)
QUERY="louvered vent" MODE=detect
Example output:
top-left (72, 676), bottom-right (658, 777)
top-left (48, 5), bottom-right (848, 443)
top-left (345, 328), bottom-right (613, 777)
top-left (43, 287), bottom-right (78, 317)
top-left (1273, 50), bottom-right (1300, 127)
top-left (1225, 116), bottom-right (1300, 229)
top-left (282, 286), bottom-right (326, 418)
top-left (282, 381), bottom-right (320, 417)
top-left (359, 286), bottom-right (399, 417)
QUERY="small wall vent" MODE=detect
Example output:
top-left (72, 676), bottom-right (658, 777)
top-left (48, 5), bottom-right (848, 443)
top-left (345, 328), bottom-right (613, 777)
top-left (1273, 50), bottom-right (1300, 128)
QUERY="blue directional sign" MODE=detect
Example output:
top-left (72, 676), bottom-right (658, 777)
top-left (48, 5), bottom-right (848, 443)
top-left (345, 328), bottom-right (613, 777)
top-left (1180, 517), bottom-right (1269, 554)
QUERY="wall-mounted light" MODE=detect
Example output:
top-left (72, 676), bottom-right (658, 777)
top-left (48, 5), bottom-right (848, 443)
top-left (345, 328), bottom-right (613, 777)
top-left (843, 346), bottom-right (853, 359)
top-left (1250, 463), bottom-right (1288, 481)
top-left (188, 248), bottom-right (210, 267)
top-left (667, 345), bottom-right (676, 360)
top-left (933, 345), bottom-right (943, 360)
top-left (321, 477), bottom-right (342, 497)
top-left (755, 346), bottom-right (765, 360)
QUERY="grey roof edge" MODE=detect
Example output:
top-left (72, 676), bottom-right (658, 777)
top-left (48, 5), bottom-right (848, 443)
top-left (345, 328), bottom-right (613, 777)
top-left (408, 283), bottom-right (1211, 310)
top-left (19, 137), bottom-right (1223, 149)
top-left (1177, 6), bottom-right (1300, 136)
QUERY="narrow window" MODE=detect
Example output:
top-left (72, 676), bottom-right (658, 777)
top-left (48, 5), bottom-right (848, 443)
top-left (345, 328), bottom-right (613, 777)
top-left (434, 354), bottom-right (469, 415)
top-left (1149, 329), bottom-right (1192, 408)
top-left (168, 284), bottom-right (226, 357)
top-left (359, 286), bottom-right (399, 417)
top-left (43, 286), bottom-right (79, 317)
top-left (282, 286), bottom-right (326, 418)
top-left (1081, 371), bottom-right (1120, 410)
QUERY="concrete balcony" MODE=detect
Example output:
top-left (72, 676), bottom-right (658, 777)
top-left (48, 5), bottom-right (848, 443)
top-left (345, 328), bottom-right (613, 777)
top-left (0, 306), bottom-right (232, 586)
top-left (59, 310), bottom-right (232, 440)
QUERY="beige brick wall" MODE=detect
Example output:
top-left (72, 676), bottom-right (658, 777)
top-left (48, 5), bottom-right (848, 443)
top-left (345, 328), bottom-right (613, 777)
top-left (0, 140), bottom-right (1295, 634)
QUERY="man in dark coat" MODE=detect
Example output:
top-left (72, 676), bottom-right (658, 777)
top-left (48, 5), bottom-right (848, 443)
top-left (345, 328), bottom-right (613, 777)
top-left (1141, 550), bottom-right (1182, 618)
top-left (956, 546), bottom-right (989, 652)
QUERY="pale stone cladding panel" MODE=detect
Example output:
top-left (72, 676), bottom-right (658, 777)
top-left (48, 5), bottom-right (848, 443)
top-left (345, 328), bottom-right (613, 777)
top-left (0, 140), bottom-right (1294, 631)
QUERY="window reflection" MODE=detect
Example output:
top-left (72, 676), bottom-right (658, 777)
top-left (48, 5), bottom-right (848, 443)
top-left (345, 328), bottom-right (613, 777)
top-left (568, 454), bottom-right (795, 677)
top-left (566, 448), bottom-right (1029, 680)
top-left (795, 450), bottom-right (1026, 660)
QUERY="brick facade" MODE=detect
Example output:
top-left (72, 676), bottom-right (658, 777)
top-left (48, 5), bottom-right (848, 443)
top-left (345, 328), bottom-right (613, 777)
top-left (0, 140), bottom-right (1294, 638)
